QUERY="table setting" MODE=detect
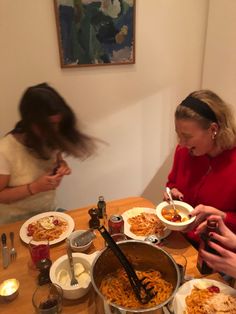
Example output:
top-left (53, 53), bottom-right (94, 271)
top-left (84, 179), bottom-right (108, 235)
top-left (0, 196), bottom-right (235, 314)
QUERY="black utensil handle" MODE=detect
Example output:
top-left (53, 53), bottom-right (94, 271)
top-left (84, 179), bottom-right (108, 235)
top-left (1, 233), bottom-right (6, 246)
top-left (10, 232), bottom-right (14, 245)
top-left (98, 226), bottom-right (136, 274)
top-left (51, 154), bottom-right (61, 175)
top-left (98, 226), bottom-right (146, 301)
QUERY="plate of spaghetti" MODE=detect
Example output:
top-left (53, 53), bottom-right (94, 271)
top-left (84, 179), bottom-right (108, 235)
top-left (122, 207), bottom-right (171, 240)
top-left (172, 278), bottom-right (236, 314)
top-left (20, 211), bottom-right (75, 245)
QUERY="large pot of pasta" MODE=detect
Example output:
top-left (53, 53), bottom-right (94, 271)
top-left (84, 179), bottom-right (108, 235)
top-left (91, 240), bottom-right (180, 314)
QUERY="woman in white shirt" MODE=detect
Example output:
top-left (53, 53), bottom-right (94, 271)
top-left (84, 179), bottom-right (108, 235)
top-left (0, 83), bottom-right (95, 224)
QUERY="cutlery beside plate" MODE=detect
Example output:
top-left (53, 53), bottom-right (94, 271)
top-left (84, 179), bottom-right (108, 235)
top-left (1, 233), bottom-right (10, 269)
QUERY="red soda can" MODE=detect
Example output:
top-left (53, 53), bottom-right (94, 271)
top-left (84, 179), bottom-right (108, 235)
top-left (108, 214), bottom-right (124, 235)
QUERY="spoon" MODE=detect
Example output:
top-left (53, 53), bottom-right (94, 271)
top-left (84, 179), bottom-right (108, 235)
top-left (73, 230), bottom-right (96, 247)
top-left (166, 187), bottom-right (178, 215)
top-left (66, 242), bottom-right (78, 286)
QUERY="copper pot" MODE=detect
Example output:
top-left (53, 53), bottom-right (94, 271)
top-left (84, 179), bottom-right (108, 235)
top-left (91, 240), bottom-right (180, 313)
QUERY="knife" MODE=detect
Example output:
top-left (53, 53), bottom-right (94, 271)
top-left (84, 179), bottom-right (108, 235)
top-left (1, 233), bottom-right (10, 269)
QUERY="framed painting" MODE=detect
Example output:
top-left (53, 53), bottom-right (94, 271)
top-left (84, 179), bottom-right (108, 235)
top-left (54, 0), bottom-right (136, 68)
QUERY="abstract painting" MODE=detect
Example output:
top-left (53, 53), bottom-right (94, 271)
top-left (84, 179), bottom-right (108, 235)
top-left (54, 0), bottom-right (135, 67)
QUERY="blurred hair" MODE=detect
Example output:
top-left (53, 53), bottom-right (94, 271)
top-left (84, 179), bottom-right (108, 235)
top-left (175, 90), bottom-right (236, 150)
top-left (12, 83), bottom-right (96, 159)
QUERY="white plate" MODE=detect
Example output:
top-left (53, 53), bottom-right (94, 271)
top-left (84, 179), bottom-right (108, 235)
top-left (19, 211), bottom-right (75, 245)
top-left (122, 207), bottom-right (171, 241)
top-left (172, 278), bottom-right (236, 314)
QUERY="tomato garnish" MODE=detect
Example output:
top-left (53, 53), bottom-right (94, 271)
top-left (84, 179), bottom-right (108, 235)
top-left (207, 285), bottom-right (220, 293)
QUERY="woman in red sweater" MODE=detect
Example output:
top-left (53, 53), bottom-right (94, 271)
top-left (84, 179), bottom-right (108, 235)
top-left (164, 90), bottom-right (236, 247)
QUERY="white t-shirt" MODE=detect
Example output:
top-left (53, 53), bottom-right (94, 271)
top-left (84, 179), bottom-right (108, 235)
top-left (0, 134), bottom-right (57, 224)
top-left (0, 152), bottom-right (10, 174)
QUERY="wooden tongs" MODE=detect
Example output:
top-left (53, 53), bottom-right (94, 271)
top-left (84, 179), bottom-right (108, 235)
top-left (98, 226), bottom-right (156, 304)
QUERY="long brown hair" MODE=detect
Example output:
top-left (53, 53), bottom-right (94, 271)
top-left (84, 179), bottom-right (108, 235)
top-left (12, 83), bottom-right (96, 159)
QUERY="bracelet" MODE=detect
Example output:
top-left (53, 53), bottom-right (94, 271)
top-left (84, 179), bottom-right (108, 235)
top-left (27, 184), bottom-right (34, 195)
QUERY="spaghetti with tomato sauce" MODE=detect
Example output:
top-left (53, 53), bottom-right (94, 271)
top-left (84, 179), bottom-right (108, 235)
top-left (27, 215), bottom-right (68, 241)
top-left (128, 212), bottom-right (165, 236)
top-left (100, 268), bottom-right (173, 309)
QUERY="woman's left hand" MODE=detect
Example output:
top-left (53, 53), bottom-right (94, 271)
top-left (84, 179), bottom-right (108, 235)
top-left (56, 159), bottom-right (71, 176)
top-left (52, 153), bottom-right (71, 176)
top-left (183, 205), bottom-right (226, 231)
top-left (196, 215), bottom-right (236, 250)
top-left (200, 242), bottom-right (236, 278)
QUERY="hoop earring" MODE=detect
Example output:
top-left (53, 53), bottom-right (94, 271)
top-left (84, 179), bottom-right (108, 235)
top-left (212, 131), bottom-right (217, 140)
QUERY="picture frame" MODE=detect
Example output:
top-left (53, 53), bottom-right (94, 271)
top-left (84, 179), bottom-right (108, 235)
top-left (54, 0), bottom-right (136, 68)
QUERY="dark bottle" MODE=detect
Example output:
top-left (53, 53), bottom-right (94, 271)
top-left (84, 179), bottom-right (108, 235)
top-left (88, 207), bottom-right (100, 229)
top-left (97, 196), bottom-right (106, 219)
top-left (197, 219), bottom-right (220, 274)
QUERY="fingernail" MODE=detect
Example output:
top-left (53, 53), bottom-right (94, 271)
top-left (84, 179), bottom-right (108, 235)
top-left (209, 232), bottom-right (214, 238)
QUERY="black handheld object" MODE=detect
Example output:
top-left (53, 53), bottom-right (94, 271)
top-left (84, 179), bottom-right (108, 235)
top-left (197, 219), bottom-right (220, 274)
top-left (51, 165), bottom-right (59, 176)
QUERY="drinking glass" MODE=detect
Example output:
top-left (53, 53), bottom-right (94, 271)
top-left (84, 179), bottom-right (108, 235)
top-left (104, 233), bottom-right (127, 247)
top-left (111, 233), bottom-right (127, 243)
top-left (32, 283), bottom-right (63, 314)
top-left (29, 240), bottom-right (50, 269)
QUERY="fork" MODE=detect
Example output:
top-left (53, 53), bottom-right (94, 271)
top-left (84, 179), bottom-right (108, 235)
top-left (9, 231), bottom-right (17, 261)
top-left (67, 244), bottom-right (78, 286)
top-left (166, 187), bottom-right (178, 215)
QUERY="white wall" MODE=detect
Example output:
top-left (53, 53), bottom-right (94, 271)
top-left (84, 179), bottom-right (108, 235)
top-left (0, 0), bottom-right (208, 209)
top-left (202, 0), bottom-right (236, 106)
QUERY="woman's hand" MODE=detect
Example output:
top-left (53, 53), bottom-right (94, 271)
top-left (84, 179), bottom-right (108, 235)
top-left (30, 172), bottom-right (63, 194)
top-left (163, 187), bottom-right (184, 201)
top-left (181, 205), bottom-right (226, 232)
top-left (189, 205), bottom-right (226, 227)
top-left (200, 242), bottom-right (236, 279)
top-left (196, 215), bottom-right (236, 250)
top-left (53, 153), bottom-right (71, 176)
top-left (29, 155), bottom-right (71, 195)
top-left (197, 216), bottom-right (236, 278)
top-left (55, 159), bottom-right (71, 176)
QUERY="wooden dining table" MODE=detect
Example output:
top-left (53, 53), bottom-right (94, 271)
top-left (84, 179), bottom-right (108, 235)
top-left (0, 196), bottom-right (225, 314)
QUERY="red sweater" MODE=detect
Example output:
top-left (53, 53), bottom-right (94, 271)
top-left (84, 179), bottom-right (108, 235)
top-left (167, 145), bottom-right (236, 244)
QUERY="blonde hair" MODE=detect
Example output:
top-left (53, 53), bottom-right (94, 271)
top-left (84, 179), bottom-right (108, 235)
top-left (175, 90), bottom-right (236, 150)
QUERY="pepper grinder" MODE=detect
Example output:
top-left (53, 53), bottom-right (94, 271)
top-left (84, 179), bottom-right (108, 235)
top-left (88, 208), bottom-right (100, 229)
top-left (36, 258), bottom-right (52, 285)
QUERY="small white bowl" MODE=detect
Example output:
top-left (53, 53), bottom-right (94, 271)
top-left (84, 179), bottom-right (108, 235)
top-left (67, 230), bottom-right (93, 252)
top-left (49, 252), bottom-right (98, 300)
top-left (156, 201), bottom-right (195, 231)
